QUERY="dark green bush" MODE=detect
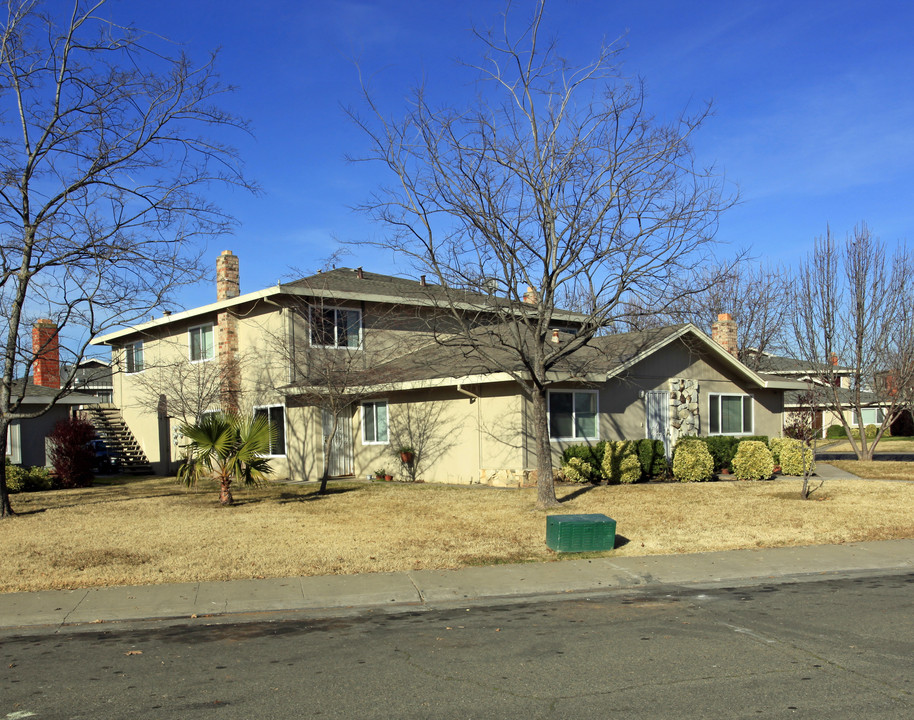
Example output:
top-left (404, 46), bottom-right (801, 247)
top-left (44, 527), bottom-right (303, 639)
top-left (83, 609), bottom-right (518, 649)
top-left (826, 424), bottom-right (846, 439)
top-left (562, 442), bottom-right (606, 474)
top-left (636, 439), bottom-right (668, 478)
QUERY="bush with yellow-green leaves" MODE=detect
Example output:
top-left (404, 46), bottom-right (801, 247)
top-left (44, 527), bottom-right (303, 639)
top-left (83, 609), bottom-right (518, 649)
top-left (602, 440), bottom-right (642, 484)
top-left (731, 440), bottom-right (775, 481)
top-left (672, 439), bottom-right (714, 482)
top-left (779, 439), bottom-right (816, 476)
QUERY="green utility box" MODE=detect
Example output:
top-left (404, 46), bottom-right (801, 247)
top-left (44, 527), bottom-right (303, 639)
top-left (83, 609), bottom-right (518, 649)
top-left (546, 513), bottom-right (616, 552)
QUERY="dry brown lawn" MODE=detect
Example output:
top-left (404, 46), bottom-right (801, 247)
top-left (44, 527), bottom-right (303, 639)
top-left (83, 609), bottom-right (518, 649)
top-left (824, 438), bottom-right (914, 454)
top-left (829, 460), bottom-right (914, 481)
top-left (3, 475), bottom-right (914, 594)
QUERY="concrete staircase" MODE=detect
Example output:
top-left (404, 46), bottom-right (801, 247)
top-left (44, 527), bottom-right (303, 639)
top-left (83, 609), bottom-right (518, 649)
top-left (82, 404), bottom-right (153, 474)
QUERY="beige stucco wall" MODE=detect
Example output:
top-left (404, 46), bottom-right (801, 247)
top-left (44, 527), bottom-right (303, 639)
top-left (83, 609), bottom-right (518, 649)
top-left (280, 383), bottom-right (525, 486)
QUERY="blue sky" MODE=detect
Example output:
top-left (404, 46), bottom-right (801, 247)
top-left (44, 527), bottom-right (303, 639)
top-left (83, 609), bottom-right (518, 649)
top-left (107, 0), bottom-right (914, 310)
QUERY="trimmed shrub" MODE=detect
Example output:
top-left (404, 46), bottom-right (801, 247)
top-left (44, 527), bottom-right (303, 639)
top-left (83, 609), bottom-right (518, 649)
top-left (602, 441), bottom-right (642, 484)
top-left (5, 460), bottom-right (54, 493)
top-left (636, 438), bottom-right (668, 479)
top-left (672, 439), bottom-right (714, 482)
top-left (864, 424), bottom-right (878, 439)
top-left (731, 441), bottom-right (775, 481)
top-left (768, 437), bottom-right (789, 465)
top-left (780, 439), bottom-right (815, 476)
top-left (826, 424), bottom-right (846, 439)
top-left (562, 457), bottom-right (598, 484)
top-left (562, 442), bottom-right (606, 477)
top-left (48, 417), bottom-right (96, 489)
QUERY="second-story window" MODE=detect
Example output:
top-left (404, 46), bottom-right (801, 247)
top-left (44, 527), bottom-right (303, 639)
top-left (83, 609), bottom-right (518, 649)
top-left (189, 323), bottom-right (214, 362)
top-left (310, 307), bottom-right (361, 349)
top-left (125, 341), bottom-right (144, 373)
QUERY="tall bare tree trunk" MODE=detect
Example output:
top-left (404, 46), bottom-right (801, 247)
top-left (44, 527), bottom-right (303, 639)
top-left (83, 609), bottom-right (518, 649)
top-left (0, 420), bottom-right (13, 517)
top-left (531, 390), bottom-right (559, 509)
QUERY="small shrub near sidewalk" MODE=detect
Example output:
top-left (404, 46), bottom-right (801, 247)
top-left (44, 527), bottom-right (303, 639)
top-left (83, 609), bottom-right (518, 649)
top-left (731, 441), bottom-right (775, 481)
top-left (780, 439), bottom-right (816, 476)
top-left (602, 441), bottom-right (642, 484)
top-left (672, 439), bottom-right (714, 482)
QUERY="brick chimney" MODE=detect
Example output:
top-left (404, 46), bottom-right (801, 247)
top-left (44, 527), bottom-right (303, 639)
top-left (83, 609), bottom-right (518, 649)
top-left (523, 286), bottom-right (539, 304)
top-left (216, 250), bottom-right (240, 301)
top-left (711, 313), bottom-right (738, 358)
top-left (32, 319), bottom-right (61, 388)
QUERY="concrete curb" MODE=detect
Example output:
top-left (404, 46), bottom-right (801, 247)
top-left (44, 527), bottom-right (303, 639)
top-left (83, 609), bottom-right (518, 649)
top-left (2, 538), bottom-right (913, 631)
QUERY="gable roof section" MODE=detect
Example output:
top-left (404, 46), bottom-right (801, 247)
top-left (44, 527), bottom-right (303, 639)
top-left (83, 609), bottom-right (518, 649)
top-left (93, 267), bottom-right (585, 345)
top-left (282, 323), bottom-right (805, 396)
top-left (8, 380), bottom-right (99, 405)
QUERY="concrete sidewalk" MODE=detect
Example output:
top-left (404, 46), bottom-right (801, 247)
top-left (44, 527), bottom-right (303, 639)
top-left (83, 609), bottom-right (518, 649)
top-left (2, 538), bottom-right (913, 631)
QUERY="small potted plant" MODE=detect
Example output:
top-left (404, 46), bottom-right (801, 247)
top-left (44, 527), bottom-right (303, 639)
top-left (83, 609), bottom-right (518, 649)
top-left (374, 468), bottom-right (386, 481)
top-left (398, 446), bottom-right (415, 464)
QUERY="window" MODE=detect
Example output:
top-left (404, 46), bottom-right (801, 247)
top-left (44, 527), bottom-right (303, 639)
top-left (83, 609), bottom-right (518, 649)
top-left (310, 307), bottom-right (361, 348)
top-left (125, 341), bottom-right (144, 373)
top-left (548, 390), bottom-right (598, 440)
top-left (709, 394), bottom-right (753, 435)
top-left (189, 324), bottom-right (214, 361)
top-left (362, 401), bottom-right (388, 444)
top-left (853, 408), bottom-right (885, 426)
top-left (254, 406), bottom-right (286, 456)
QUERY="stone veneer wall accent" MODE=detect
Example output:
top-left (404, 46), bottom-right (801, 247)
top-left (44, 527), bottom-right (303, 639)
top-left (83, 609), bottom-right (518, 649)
top-left (670, 378), bottom-right (699, 445)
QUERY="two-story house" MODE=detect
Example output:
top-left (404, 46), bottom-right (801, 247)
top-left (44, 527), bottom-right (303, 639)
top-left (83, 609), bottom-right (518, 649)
top-left (92, 252), bottom-right (803, 485)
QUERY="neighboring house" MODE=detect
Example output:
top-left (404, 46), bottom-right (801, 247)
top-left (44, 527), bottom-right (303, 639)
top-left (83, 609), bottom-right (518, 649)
top-left (5, 382), bottom-right (98, 467)
top-left (91, 253), bottom-right (803, 485)
top-left (65, 359), bottom-right (114, 404)
top-left (750, 350), bottom-right (887, 433)
top-left (6, 323), bottom-right (99, 467)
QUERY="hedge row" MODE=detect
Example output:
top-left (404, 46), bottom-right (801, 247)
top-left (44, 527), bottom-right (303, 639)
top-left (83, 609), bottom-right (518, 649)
top-left (560, 439), bottom-right (667, 484)
top-left (561, 435), bottom-right (814, 484)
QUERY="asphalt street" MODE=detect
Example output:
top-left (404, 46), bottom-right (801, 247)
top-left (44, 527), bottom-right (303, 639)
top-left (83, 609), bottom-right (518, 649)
top-left (3, 571), bottom-right (912, 719)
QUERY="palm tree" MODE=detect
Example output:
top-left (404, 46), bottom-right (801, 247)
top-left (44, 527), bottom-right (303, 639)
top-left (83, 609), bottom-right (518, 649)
top-left (177, 413), bottom-right (275, 505)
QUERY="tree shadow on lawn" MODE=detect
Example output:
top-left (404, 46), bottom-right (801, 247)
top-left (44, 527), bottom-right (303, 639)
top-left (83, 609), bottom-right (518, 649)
top-left (275, 486), bottom-right (362, 504)
top-left (557, 483), bottom-right (599, 503)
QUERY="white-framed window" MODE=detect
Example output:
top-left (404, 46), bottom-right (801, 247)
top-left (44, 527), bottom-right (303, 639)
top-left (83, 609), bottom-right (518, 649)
top-left (6, 423), bottom-right (21, 464)
top-left (310, 307), bottom-right (361, 349)
top-left (852, 408), bottom-right (885, 426)
top-left (189, 323), bottom-right (214, 362)
top-left (254, 405), bottom-right (286, 456)
top-left (362, 400), bottom-right (388, 444)
top-left (548, 390), bottom-right (598, 441)
top-left (709, 394), bottom-right (753, 435)
top-left (125, 341), bottom-right (144, 373)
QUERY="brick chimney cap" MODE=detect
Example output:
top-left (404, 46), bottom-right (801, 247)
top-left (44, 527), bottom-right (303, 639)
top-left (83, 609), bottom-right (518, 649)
top-left (717, 312), bottom-right (733, 322)
top-left (35, 317), bottom-right (56, 326)
top-left (220, 249), bottom-right (234, 256)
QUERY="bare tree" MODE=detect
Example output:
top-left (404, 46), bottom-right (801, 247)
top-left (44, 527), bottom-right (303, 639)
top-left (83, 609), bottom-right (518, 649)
top-left (276, 296), bottom-right (415, 494)
top-left (126, 346), bottom-right (250, 427)
top-left (0, 0), bottom-right (252, 516)
top-left (348, 1), bottom-right (733, 508)
top-left (790, 224), bottom-right (914, 460)
top-left (621, 259), bottom-right (789, 370)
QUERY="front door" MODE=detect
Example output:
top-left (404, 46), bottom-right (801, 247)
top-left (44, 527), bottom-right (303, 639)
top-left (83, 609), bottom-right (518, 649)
top-left (645, 391), bottom-right (670, 458)
top-left (322, 408), bottom-right (354, 477)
